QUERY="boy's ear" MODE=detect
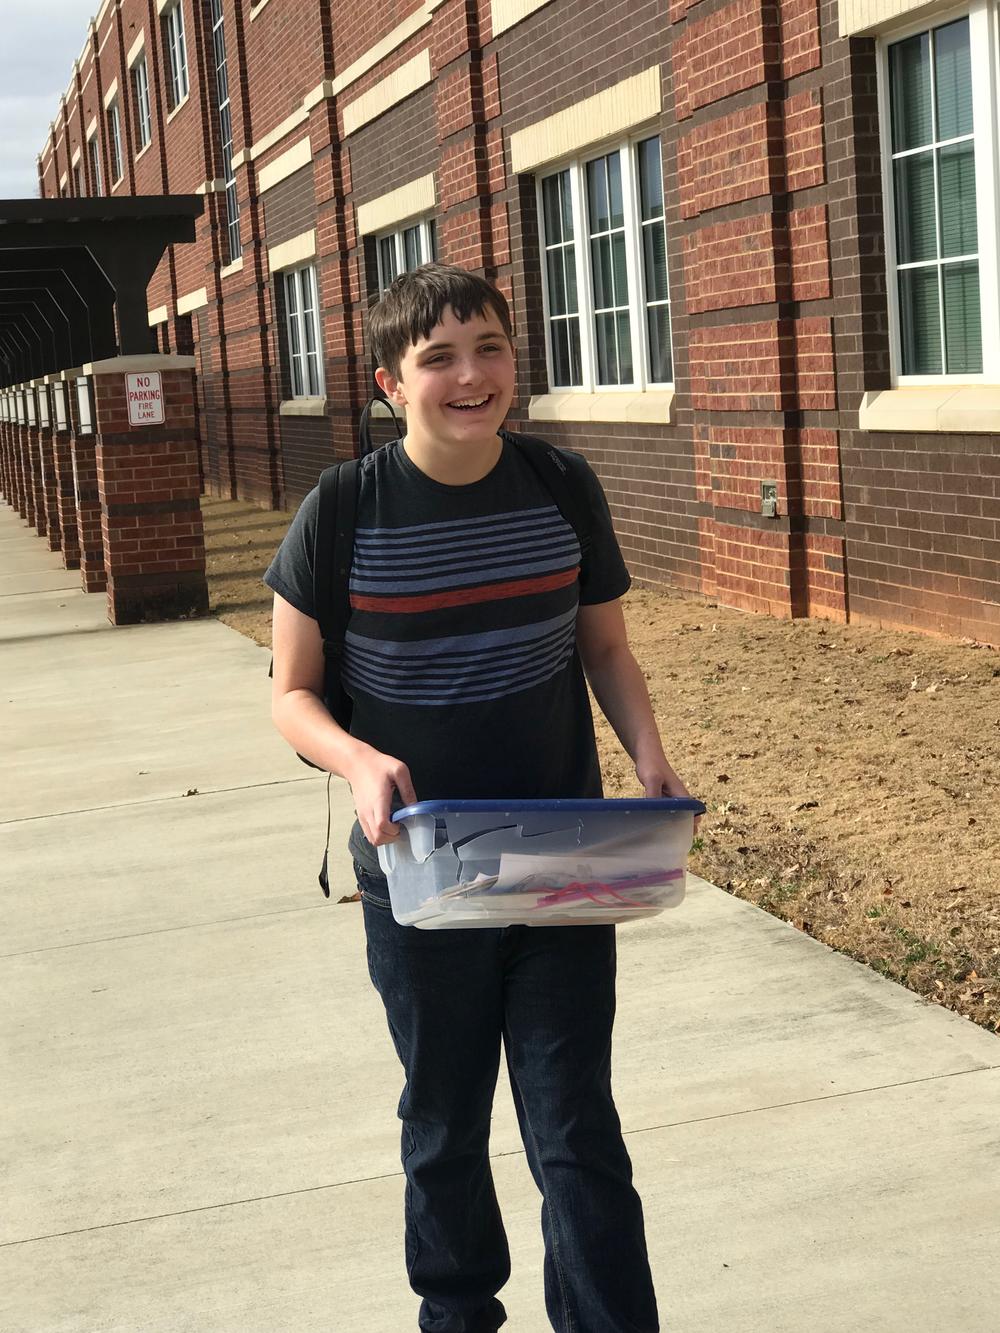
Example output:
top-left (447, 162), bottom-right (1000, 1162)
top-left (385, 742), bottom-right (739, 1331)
top-left (375, 365), bottom-right (407, 406)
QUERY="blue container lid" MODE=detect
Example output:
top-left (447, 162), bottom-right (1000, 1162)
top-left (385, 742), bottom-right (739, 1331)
top-left (392, 797), bottom-right (706, 822)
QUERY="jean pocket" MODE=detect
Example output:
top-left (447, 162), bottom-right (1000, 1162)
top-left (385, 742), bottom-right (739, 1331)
top-left (355, 863), bottom-right (393, 911)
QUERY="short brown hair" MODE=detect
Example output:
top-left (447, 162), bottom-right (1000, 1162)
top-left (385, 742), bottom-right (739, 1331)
top-left (369, 262), bottom-right (513, 379)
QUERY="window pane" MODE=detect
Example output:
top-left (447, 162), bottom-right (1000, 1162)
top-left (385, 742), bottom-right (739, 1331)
top-left (542, 174), bottom-right (565, 243)
top-left (427, 219), bottom-right (438, 259)
top-left (560, 173), bottom-right (573, 240)
top-left (403, 225), bottom-right (421, 271)
top-left (301, 275), bottom-right (318, 356)
top-left (546, 249), bottom-right (567, 316)
top-left (938, 142), bottom-right (977, 257)
top-left (616, 312), bottom-right (633, 383)
top-left (637, 137), bottom-right (663, 221)
top-left (564, 246), bottom-right (578, 312)
top-left (898, 267), bottom-right (942, 374)
top-left (607, 151), bottom-right (624, 229)
top-left (893, 152), bottom-right (936, 263)
top-left (642, 223), bottom-right (668, 302)
top-left (647, 305), bottom-right (672, 383)
top-left (587, 156), bottom-right (609, 233)
top-left (551, 319), bottom-right (582, 386)
top-left (943, 260), bottom-right (982, 373)
top-left (591, 236), bottom-right (614, 308)
top-left (890, 33), bottom-right (932, 151)
top-left (595, 312), bottom-right (617, 384)
top-left (934, 18), bottom-right (972, 141)
top-left (611, 231), bottom-right (628, 305)
top-left (379, 236), bottom-right (398, 286)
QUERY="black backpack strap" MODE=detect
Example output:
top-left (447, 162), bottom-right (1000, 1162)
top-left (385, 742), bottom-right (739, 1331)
top-left (358, 395), bottom-right (403, 459)
top-left (502, 430), bottom-right (593, 557)
top-left (311, 458), bottom-right (360, 899)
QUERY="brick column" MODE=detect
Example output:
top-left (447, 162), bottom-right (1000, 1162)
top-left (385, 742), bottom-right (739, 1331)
top-left (34, 382), bottom-right (62, 552)
top-left (49, 378), bottom-right (80, 570)
top-left (90, 355), bottom-right (208, 624)
top-left (0, 397), bottom-right (12, 506)
top-left (12, 394), bottom-right (30, 519)
top-left (25, 391), bottom-right (44, 536)
top-left (66, 371), bottom-right (107, 594)
top-left (0, 398), bottom-right (11, 503)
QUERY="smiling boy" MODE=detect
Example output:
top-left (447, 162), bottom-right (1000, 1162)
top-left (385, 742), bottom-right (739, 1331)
top-left (266, 264), bottom-right (692, 1332)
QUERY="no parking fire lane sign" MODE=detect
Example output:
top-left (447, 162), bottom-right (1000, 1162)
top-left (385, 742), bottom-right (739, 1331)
top-left (125, 372), bottom-right (165, 426)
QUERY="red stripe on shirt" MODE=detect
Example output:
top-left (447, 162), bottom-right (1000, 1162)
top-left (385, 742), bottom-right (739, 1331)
top-left (350, 565), bottom-right (580, 614)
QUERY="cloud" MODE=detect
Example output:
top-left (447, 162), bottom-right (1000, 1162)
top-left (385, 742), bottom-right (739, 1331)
top-left (1, 3), bottom-right (100, 198)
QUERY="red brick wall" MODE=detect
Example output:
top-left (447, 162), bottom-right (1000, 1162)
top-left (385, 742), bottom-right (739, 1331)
top-left (26, 0), bottom-right (998, 647)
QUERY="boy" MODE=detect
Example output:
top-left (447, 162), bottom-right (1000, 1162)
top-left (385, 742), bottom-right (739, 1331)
top-left (266, 263), bottom-right (693, 1332)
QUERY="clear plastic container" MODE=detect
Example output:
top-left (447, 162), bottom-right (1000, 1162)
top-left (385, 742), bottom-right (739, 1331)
top-left (376, 798), bottom-right (705, 929)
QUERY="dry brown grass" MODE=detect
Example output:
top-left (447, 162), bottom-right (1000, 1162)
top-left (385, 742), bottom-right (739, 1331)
top-left (202, 496), bottom-right (1000, 1035)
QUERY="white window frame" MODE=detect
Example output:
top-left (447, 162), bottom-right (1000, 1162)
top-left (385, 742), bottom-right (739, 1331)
top-left (107, 100), bottom-right (124, 185)
top-left (209, 0), bottom-right (241, 263)
top-left (163, 2), bottom-right (190, 111)
top-left (877, 0), bottom-right (1000, 383)
top-left (282, 264), bottom-right (325, 398)
top-left (536, 131), bottom-right (673, 394)
top-left (375, 216), bottom-right (437, 291)
top-left (132, 51), bottom-right (152, 151)
top-left (88, 133), bottom-right (103, 195)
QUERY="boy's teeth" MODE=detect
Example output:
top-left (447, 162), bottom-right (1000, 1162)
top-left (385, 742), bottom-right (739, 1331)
top-left (451, 397), bottom-right (489, 408)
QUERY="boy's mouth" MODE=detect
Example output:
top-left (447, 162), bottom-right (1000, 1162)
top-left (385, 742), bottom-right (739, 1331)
top-left (447, 395), bottom-right (494, 413)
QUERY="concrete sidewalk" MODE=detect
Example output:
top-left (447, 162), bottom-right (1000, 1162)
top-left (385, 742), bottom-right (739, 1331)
top-left (2, 499), bottom-right (998, 1333)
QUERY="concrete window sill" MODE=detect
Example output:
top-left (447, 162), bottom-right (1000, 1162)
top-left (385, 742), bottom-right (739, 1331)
top-left (167, 94), bottom-right (190, 125)
top-left (279, 397), bottom-right (327, 417)
top-left (859, 386), bottom-right (1000, 434)
top-left (528, 390), bottom-right (675, 425)
top-left (219, 256), bottom-right (244, 279)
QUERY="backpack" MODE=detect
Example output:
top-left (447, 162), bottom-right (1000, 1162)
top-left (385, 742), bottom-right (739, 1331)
top-left (277, 399), bottom-right (596, 895)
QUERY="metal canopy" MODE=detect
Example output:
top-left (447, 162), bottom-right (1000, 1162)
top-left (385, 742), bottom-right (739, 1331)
top-left (0, 196), bottom-right (203, 388)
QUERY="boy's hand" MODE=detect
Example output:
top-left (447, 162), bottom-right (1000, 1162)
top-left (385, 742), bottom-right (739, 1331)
top-left (637, 757), bottom-right (690, 801)
top-left (344, 743), bottom-right (418, 847)
top-left (636, 752), bottom-right (702, 832)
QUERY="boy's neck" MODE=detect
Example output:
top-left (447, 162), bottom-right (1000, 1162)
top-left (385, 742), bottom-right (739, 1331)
top-left (403, 431), bottom-right (503, 486)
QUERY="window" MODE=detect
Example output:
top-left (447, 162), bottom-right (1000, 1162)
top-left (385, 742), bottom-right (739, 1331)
top-left (53, 382), bottom-right (68, 431)
top-left (282, 265), bottom-right (324, 397)
top-left (209, 0), bottom-right (241, 262)
top-left (538, 134), bottom-right (672, 391)
top-left (73, 163), bottom-right (83, 196)
top-left (880, 6), bottom-right (999, 379)
top-left (133, 53), bottom-right (152, 150)
top-left (88, 134), bottom-right (103, 195)
top-left (163, 2), bottom-right (190, 110)
top-left (76, 377), bottom-right (94, 434)
top-left (376, 217), bottom-right (437, 290)
top-left (107, 100), bottom-right (123, 184)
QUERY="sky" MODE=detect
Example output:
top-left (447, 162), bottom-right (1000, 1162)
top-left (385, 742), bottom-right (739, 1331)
top-left (1, 1), bottom-right (98, 198)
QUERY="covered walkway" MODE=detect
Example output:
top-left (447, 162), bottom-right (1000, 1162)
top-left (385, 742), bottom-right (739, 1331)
top-left (1, 503), bottom-right (998, 1330)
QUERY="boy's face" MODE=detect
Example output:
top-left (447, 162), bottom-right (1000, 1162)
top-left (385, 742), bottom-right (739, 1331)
top-left (376, 306), bottom-right (515, 452)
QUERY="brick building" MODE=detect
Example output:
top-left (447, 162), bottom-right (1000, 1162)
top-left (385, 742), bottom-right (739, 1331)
top-left (36, 0), bottom-right (1000, 645)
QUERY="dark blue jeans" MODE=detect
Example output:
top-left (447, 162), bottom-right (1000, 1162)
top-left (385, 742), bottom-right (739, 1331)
top-left (356, 863), bottom-right (659, 1333)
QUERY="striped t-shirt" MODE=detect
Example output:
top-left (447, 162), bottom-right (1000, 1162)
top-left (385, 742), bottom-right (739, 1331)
top-left (265, 437), bottom-right (630, 871)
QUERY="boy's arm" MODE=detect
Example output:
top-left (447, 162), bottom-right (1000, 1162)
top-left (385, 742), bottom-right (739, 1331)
top-left (576, 599), bottom-right (692, 802)
top-left (270, 592), bottom-right (416, 844)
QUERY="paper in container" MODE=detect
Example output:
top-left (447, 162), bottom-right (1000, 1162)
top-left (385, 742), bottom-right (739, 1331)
top-left (376, 797), bottom-right (706, 929)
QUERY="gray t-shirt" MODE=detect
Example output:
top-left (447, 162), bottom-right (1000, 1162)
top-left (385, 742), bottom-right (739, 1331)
top-left (264, 437), bottom-right (630, 873)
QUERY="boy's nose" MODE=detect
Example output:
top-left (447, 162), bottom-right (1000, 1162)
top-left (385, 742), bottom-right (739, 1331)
top-left (456, 358), bottom-right (482, 383)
